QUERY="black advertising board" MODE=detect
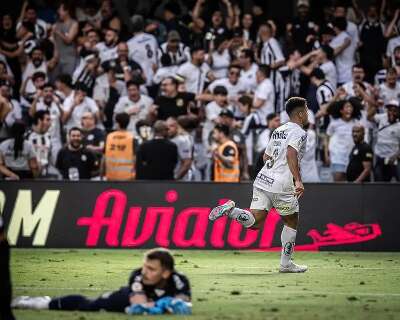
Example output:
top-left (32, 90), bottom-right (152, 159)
top-left (0, 181), bottom-right (398, 251)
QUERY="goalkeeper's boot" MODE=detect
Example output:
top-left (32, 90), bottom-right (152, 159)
top-left (279, 260), bottom-right (308, 273)
top-left (209, 200), bottom-right (235, 221)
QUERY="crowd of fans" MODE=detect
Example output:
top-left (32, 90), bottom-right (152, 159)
top-left (0, 0), bottom-right (399, 182)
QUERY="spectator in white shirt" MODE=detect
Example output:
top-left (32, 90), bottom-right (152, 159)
top-left (329, 17), bottom-right (353, 86)
top-left (377, 67), bottom-right (400, 107)
top-left (325, 99), bottom-right (362, 181)
top-left (317, 45), bottom-right (337, 89)
top-left (62, 83), bottom-right (100, 132)
top-left (30, 83), bottom-right (63, 158)
top-left (203, 85), bottom-right (232, 148)
top-left (207, 65), bottom-right (248, 106)
top-left (207, 35), bottom-right (231, 79)
top-left (386, 35), bottom-right (400, 67)
top-left (177, 47), bottom-right (213, 95)
top-left (341, 64), bottom-right (373, 99)
top-left (367, 99), bottom-right (400, 182)
top-left (113, 81), bottom-right (153, 134)
top-left (239, 48), bottom-right (258, 92)
top-left (253, 64), bottom-right (275, 119)
top-left (95, 27), bottom-right (119, 63)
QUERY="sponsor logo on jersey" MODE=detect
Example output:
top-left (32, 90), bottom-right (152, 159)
top-left (271, 130), bottom-right (288, 140)
top-left (257, 173), bottom-right (275, 187)
top-left (237, 213), bottom-right (249, 222)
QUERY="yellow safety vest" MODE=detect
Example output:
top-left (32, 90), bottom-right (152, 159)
top-left (105, 131), bottom-right (135, 180)
top-left (214, 140), bottom-right (240, 182)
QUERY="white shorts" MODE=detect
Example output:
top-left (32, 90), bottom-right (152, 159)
top-left (250, 187), bottom-right (299, 216)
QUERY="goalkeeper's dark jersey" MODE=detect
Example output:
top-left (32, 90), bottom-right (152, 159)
top-left (128, 268), bottom-right (191, 301)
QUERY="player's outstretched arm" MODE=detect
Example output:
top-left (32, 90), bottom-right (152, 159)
top-left (287, 146), bottom-right (304, 198)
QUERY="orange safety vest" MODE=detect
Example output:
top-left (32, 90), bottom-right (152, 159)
top-left (105, 131), bottom-right (135, 180)
top-left (214, 140), bottom-right (240, 182)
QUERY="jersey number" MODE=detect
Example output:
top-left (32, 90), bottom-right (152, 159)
top-left (266, 148), bottom-right (279, 169)
top-left (145, 44), bottom-right (153, 59)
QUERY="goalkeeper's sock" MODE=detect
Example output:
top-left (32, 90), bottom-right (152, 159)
top-left (280, 225), bottom-right (297, 267)
top-left (228, 207), bottom-right (255, 228)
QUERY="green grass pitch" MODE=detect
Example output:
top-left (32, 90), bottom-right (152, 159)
top-left (11, 249), bottom-right (400, 320)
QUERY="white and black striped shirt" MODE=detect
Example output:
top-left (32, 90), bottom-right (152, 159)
top-left (158, 42), bottom-right (190, 67)
top-left (316, 80), bottom-right (335, 107)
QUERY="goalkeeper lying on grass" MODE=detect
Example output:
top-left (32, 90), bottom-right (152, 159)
top-left (12, 248), bottom-right (192, 315)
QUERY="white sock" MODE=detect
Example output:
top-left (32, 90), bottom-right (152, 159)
top-left (228, 207), bottom-right (255, 228)
top-left (280, 225), bottom-right (297, 267)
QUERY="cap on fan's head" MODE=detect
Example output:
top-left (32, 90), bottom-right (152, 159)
top-left (167, 30), bottom-right (181, 42)
top-left (297, 0), bottom-right (309, 8)
top-left (385, 99), bottom-right (399, 108)
top-left (219, 109), bottom-right (234, 119)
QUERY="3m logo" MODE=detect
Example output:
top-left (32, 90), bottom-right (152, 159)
top-left (3, 190), bottom-right (60, 245)
top-left (237, 214), bottom-right (249, 222)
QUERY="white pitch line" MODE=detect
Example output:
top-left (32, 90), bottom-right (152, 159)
top-left (180, 266), bottom-right (400, 271)
top-left (14, 287), bottom-right (400, 298)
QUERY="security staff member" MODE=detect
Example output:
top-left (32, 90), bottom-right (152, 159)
top-left (346, 125), bottom-right (373, 182)
top-left (212, 124), bottom-right (240, 182)
top-left (103, 112), bottom-right (136, 180)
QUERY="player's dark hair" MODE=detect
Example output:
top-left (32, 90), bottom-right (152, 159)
top-left (267, 112), bottom-right (278, 123)
top-left (228, 64), bottom-right (241, 71)
top-left (74, 82), bottom-right (89, 94)
top-left (327, 98), bottom-right (362, 120)
top-left (352, 64), bottom-right (364, 71)
top-left (190, 45), bottom-right (204, 56)
top-left (332, 17), bottom-right (347, 31)
top-left (126, 80), bottom-right (140, 89)
top-left (115, 112), bottom-right (130, 129)
top-left (214, 123), bottom-right (230, 137)
top-left (241, 48), bottom-right (255, 63)
top-left (43, 82), bottom-right (54, 90)
top-left (56, 74), bottom-right (73, 87)
top-left (387, 67), bottom-right (397, 75)
top-left (320, 45), bottom-right (334, 60)
top-left (238, 95), bottom-right (252, 107)
top-left (32, 71), bottom-right (46, 82)
top-left (285, 97), bottom-right (307, 117)
top-left (69, 127), bottom-right (82, 135)
top-left (33, 110), bottom-right (50, 125)
top-left (10, 121), bottom-right (26, 160)
top-left (153, 120), bottom-right (168, 137)
top-left (131, 15), bottom-right (144, 33)
top-left (145, 248), bottom-right (175, 271)
top-left (163, 76), bottom-right (179, 87)
top-left (310, 68), bottom-right (325, 80)
top-left (258, 64), bottom-right (270, 78)
top-left (160, 53), bottom-right (172, 67)
top-left (213, 85), bottom-right (228, 96)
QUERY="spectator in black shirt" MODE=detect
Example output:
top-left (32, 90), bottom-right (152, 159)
top-left (286, 0), bottom-right (317, 54)
top-left (151, 77), bottom-right (196, 120)
top-left (56, 127), bottom-right (96, 180)
top-left (346, 125), bottom-right (373, 182)
top-left (101, 42), bottom-right (144, 83)
top-left (136, 120), bottom-right (178, 180)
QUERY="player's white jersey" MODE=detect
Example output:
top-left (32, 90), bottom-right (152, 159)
top-left (127, 33), bottom-right (158, 85)
top-left (254, 121), bottom-right (307, 194)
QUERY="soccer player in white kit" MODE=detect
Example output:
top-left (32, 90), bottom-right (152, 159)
top-left (209, 97), bottom-right (309, 273)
